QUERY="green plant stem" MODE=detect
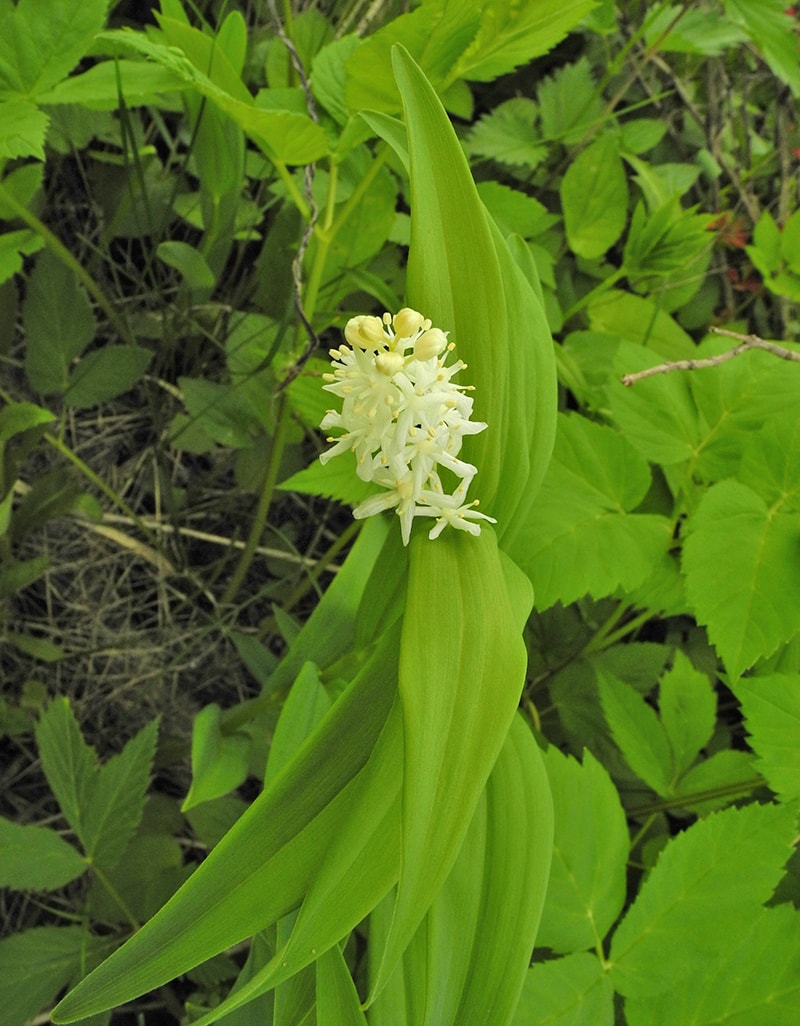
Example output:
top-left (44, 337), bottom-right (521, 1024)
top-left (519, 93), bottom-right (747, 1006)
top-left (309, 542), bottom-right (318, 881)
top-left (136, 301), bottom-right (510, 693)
top-left (91, 863), bottom-right (140, 932)
top-left (282, 517), bottom-right (360, 615)
top-left (221, 393), bottom-right (292, 606)
top-left (274, 158), bottom-right (311, 220)
top-left (629, 778), bottom-right (764, 818)
top-left (0, 181), bottom-right (134, 346)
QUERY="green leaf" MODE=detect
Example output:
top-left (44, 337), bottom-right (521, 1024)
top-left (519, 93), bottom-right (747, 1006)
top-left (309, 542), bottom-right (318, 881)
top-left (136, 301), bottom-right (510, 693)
top-left (622, 199), bottom-right (711, 279)
top-left (35, 698), bottom-right (99, 848)
top-left (278, 455), bottom-right (375, 507)
top-left (0, 927), bottom-right (103, 1026)
top-left (264, 662), bottom-right (331, 784)
top-left (53, 634), bottom-right (399, 1022)
top-left (658, 651), bottom-right (716, 779)
top-left (561, 133), bottom-right (628, 259)
top-left (0, 400), bottom-right (55, 445)
top-left (672, 750), bottom-right (757, 815)
top-left (82, 718), bottom-right (159, 871)
top-left (37, 59), bottom-right (187, 109)
top-left (175, 376), bottom-right (260, 449)
top-left (0, 97), bottom-right (48, 158)
top-left (682, 480), bottom-right (800, 677)
top-left (99, 30), bottom-right (329, 165)
top-left (537, 747), bottom-right (628, 954)
top-left (515, 413), bottom-right (672, 608)
top-left (736, 674), bottom-right (800, 802)
top-left (23, 250), bottom-right (95, 394)
top-left (624, 904), bottom-right (800, 1026)
top-left (609, 802), bottom-right (797, 998)
top-left (370, 529), bottom-right (533, 995)
top-left (466, 98), bottom-right (546, 168)
top-left (315, 945), bottom-right (368, 1026)
top-left (157, 240), bottom-right (216, 291)
top-left (0, 227), bottom-right (43, 284)
top-left (512, 953), bottom-right (614, 1026)
top-left (64, 344), bottom-right (152, 408)
top-left (598, 671), bottom-right (673, 796)
top-left (0, 0), bottom-right (108, 98)
top-left (392, 46), bottom-right (557, 537)
top-left (0, 818), bottom-right (86, 890)
top-left (477, 181), bottom-right (558, 239)
top-left (725, 0), bottom-right (800, 98)
top-left (539, 57), bottom-right (603, 145)
top-left (588, 290), bottom-right (695, 358)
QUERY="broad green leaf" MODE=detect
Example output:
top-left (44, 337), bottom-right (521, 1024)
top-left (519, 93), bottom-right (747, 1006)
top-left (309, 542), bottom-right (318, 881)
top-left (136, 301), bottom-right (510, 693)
top-left (0, 400), bottom-right (54, 445)
top-left (588, 289), bottom-right (696, 358)
top-left (622, 199), bottom-right (711, 279)
top-left (609, 802), bottom-right (797, 997)
top-left (477, 181), bottom-right (558, 239)
top-left (311, 35), bottom-right (361, 125)
top-left (278, 454), bottom-right (375, 507)
top-left (737, 407), bottom-right (800, 509)
top-left (35, 698), bottom-right (98, 847)
top-left (393, 46), bottom-right (557, 536)
top-left (512, 953), bottom-right (613, 1026)
top-left (157, 240), bottom-right (216, 291)
top-left (539, 58), bottom-right (603, 145)
top-left (610, 340), bottom-right (702, 466)
top-left (315, 945), bottom-right (367, 1026)
top-left (598, 671), bottom-right (673, 796)
top-left (369, 715), bottom-right (554, 1026)
top-left (467, 98), bottom-right (546, 168)
top-left (537, 748), bottom-right (627, 954)
top-left (52, 631), bottom-right (399, 1022)
top-left (23, 250), bottom-right (95, 395)
top-left (0, 0), bottom-right (107, 98)
top-left (561, 133), bottom-right (627, 259)
top-left (64, 344), bottom-right (152, 409)
top-left (0, 96), bottom-right (48, 158)
top-left (99, 30), bottom-right (329, 164)
top-left (0, 927), bottom-right (104, 1026)
top-left (37, 60), bottom-right (187, 109)
top-left (725, 0), bottom-right (800, 97)
top-left (515, 413), bottom-right (672, 608)
top-left (370, 528), bottom-right (532, 996)
top-left (79, 718), bottom-right (159, 872)
top-left (658, 652), bottom-right (716, 779)
top-left (682, 480), bottom-right (800, 677)
top-left (672, 750), bottom-right (758, 816)
top-left (0, 818), bottom-right (86, 890)
top-left (625, 904), bottom-right (800, 1026)
top-left (736, 674), bottom-right (800, 802)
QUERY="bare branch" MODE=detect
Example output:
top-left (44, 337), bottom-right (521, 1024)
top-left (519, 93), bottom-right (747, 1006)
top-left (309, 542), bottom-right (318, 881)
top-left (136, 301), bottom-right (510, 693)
top-left (620, 326), bottom-right (800, 386)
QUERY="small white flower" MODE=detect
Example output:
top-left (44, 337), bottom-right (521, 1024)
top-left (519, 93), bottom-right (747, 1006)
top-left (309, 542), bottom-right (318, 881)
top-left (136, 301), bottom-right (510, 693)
top-left (320, 308), bottom-right (493, 545)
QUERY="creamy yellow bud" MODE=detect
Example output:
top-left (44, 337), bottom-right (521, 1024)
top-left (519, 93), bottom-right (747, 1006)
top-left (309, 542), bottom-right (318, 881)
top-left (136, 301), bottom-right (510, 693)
top-left (393, 307), bottom-right (426, 338)
top-left (375, 351), bottom-right (405, 376)
top-left (414, 328), bottom-right (448, 360)
top-left (345, 315), bottom-right (386, 349)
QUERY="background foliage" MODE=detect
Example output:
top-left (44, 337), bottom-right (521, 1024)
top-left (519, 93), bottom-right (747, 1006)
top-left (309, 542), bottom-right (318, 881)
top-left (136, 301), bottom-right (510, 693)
top-left (1, 1), bottom-right (799, 1024)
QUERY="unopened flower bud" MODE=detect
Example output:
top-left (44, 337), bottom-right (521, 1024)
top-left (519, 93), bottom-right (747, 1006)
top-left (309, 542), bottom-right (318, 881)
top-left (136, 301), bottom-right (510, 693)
top-left (393, 307), bottom-right (427, 339)
top-left (345, 315), bottom-right (386, 349)
top-left (414, 328), bottom-right (448, 361)
top-left (375, 351), bottom-right (405, 376)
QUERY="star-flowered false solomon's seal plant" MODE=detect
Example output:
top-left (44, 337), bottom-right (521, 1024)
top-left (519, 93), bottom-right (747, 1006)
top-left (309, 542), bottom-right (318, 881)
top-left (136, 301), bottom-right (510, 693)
top-left (321, 307), bottom-right (496, 545)
top-left (53, 47), bottom-right (558, 1026)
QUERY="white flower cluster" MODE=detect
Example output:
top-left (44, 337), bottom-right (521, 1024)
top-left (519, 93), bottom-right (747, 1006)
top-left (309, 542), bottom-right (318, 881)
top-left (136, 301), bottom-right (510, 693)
top-left (320, 308), bottom-right (496, 546)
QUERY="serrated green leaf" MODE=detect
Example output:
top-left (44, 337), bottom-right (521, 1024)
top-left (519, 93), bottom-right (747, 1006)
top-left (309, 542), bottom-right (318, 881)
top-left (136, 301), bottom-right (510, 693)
top-left (35, 698), bottom-right (98, 848)
top-left (467, 98), bottom-right (546, 168)
top-left (672, 750), bottom-right (758, 815)
top-left (0, 926), bottom-right (105, 1026)
top-left (736, 674), bottom-right (800, 803)
top-left (477, 180), bottom-right (558, 238)
top-left (610, 802), bottom-right (797, 997)
top-left (0, 818), bottom-right (86, 890)
top-left (99, 29), bottom-right (329, 164)
top-left (0, 96), bottom-right (48, 158)
top-left (512, 952), bottom-right (614, 1026)
top-left (539, 57), bottom-right (603, 145)
top-left (682, 480), bottom-right (800, 676)
top-left (598, 671), bottom-right (673, 795)
top-left (561, 133), bottom-right (628, 259)
top-left (588, 290), bottom-right (695, 359)
top-left (537, 747), bottom-right (628, 953)
top-left (0, 0), bottom-right (107, 98)
top-left (37, 59), bottom-right (187, 109)
top-left (515, 413), bottom-right (672, 608)
top-left (658, 651), bottom-right (716, 779)
top-left (23, 250), bottom-right (95, 394)
top-left (278, 453), bottom-right (375, 507)
top-left (725, 0), bottom-right (800, 98)
top-left (83, 718), bottom-right (159, 871)
top-left (64, 345), bottom-right (152, 408)
top-left (625, 904), bottom-right (800, 1026)
top-left (623, 199), bottom-right (711, 279)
